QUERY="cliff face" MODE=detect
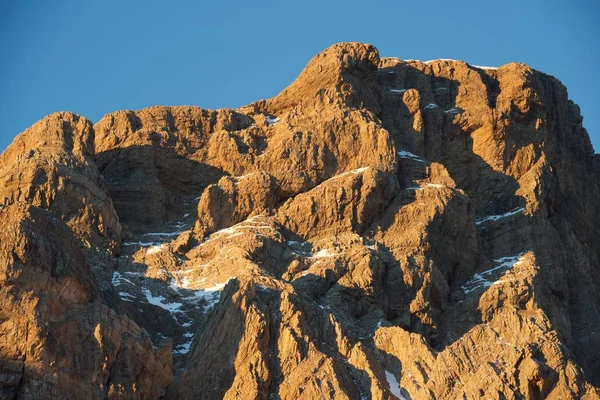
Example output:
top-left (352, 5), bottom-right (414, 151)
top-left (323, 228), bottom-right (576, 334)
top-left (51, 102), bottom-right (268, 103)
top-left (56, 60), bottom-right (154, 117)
top-left (1, 42), bottom-right (599, 399)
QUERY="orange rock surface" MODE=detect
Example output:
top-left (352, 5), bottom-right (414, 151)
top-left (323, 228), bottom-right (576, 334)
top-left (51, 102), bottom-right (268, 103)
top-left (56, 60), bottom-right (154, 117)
top-left (1, 43), bottom-right (599, 399)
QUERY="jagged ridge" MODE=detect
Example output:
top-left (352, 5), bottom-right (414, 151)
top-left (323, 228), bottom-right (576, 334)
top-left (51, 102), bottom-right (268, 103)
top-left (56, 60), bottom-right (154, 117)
top-left (1, 42), bottom-right (599, 399)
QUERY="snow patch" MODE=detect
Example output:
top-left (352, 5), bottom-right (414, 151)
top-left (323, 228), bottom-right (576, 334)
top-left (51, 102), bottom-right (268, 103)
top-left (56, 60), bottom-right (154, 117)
top-left (142, 287), bottom-right (183, 313)
top-left (389, 89), bottom-right (407, 94)
top-left (471, 64), bottom-right (498, 70)
top-left (475, 207), bottom-right (525, 225)
top-left (266, 115), bottom-right (280, 125)
top-left (311, 167), bottom-right (371, 190)
top-left (122, 241), bottom-right (160, 247)
top-left (424, 59), bottom-right (460, 63)
top-left (444, 108), bottom-right (463, 114)
top-left (209, 216), bottom-right (274, 240)
top-left (462, 252), bottom-right (529, 294)
top-left (173, 341), bottom-right (192, 355)
top-left (119, 292), bottom-right (136, 302)
top-left (146, 245), bottom-right (163, 255)
top-left (330, 167), bottom-right (370, 181)
top-left (385, 370), bottom-right (407, 399)
top-left (348, 167), bottom-right (370, 174)
top-left (112, 271), bottom-right (135, 287)
top-left (170, 278), bottom-right (231, 310)
top-left (142, 230), bottom-right (186, 238)
top-left (404, 183), bottom-right (443, 191)
top-left (424, 103), bottom-right (439, 110)
top-left (397, 149), bottom-right (427, 163)
top-left (310, 249), bottom-right (337, 258)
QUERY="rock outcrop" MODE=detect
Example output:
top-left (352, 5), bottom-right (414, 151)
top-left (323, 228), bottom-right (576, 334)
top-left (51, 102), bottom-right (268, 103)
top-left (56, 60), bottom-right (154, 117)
top-left (1, 42), bottom-right (599, 399)
top-left (0, 114), bottom-right (170, 399)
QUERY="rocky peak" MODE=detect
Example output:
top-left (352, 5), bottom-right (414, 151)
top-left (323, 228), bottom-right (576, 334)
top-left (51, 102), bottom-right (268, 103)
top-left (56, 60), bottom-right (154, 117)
top-left (1, 43), bottom-right (599, 399)
top-left (267, 42), bottom-right (382, 113)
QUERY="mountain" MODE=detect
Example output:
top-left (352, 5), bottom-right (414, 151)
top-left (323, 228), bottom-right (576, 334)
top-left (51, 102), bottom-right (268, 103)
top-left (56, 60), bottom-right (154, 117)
top-left (1, 42), bottom-right (599, 399)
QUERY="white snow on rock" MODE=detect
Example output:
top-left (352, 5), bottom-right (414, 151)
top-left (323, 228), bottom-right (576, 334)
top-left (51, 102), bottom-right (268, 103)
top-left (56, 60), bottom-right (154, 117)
top-left (462, 252), bottom-right (529, 294)
top-left (122, 222), bottom-right (191, 250)
top-left (470, 64), bottom-right (498, 70)
top-left (266, 115), bottom-right (280, 125)
top-left (385, 370), bottom-right (407, 399)
top-left (142, 287), bottom-right (183, 313)
top-left (424, 103), bottom-right (439, 110)
top-left (287, 240), bottom-right (313, 257)
top-left (389, 89), bottom-right (407, 93)
top-left (444, 108), bottom-right (463, 114)
top-left (113, 262), bottom-right (231, 314)
top-left (404, 183), bottom-right (444, 191)
top-left (118, 292), bottom-right (136, 302)
top-left (232, 173), bottom-right (253, 183)
top-left (310, 167), bottom-right (371, 190)
top-left (397, 149), bottom-right (427, 163)
top-left (122, 240), bottom-right (161, 247)
top-left (173, 341), bottom-right (193, 355)
top-left (310, 249), bottom-right (338, 258)
top-left (112, 271), bottom-right (135, 287)
top-left (142, 230), bottom-right (186, 238)
top-left (393, 57), bottom-right (497, 70)
top-left (210, 218), bottom-right (274, 240)
top-left (136, 221), bottom-right (189, 242)
top-left (146, 245), bottom-right (164, 255)
top-left (333, 167), bottom-right (370, 179)
top-left (349, 167), bottom-right (370, 174)
top-left (364, 240), bottom-right (378, 251)
top-left (186, 282), bottom-right (228, 310)
top-left (424, 59), bottom-right (460, 63)
top-left (168, 279), bottom-right (231, 354)
top-left (475, 207), bottom-right (525, 226)
top-left (324, 167), bottom-right (371, 182)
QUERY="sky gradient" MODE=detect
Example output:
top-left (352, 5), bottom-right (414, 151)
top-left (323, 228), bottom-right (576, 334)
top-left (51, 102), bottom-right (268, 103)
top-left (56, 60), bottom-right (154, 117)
top-left (1, 0), bottom-right (598, 152)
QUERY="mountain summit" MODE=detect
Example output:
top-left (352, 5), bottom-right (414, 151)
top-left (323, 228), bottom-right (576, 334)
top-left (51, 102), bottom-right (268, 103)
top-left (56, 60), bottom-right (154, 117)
top-left (1, 42), bottom-right (600, 399)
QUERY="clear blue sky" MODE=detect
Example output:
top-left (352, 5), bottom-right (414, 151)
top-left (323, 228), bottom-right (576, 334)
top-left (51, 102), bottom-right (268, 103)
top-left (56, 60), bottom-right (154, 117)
top-left (1, 0), bottom-right (598, 152)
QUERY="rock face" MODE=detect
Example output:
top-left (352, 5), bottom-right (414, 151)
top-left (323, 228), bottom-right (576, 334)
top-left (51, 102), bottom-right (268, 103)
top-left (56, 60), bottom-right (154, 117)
top-left (0, 114), bottom-right (171, 399)
top-left (1, 43), bottom-right (600, 399)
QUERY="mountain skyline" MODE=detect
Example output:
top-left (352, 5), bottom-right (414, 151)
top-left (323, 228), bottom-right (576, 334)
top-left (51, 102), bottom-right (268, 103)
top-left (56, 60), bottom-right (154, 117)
top-left (1, 0), bottom-right (599, 152)
top-left (2, 41), bottom-right (599, 399)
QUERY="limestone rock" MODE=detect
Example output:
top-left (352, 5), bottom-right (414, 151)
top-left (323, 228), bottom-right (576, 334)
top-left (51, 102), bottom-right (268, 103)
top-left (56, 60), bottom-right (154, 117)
top-left (1, 42), bottom-right (600, 399)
